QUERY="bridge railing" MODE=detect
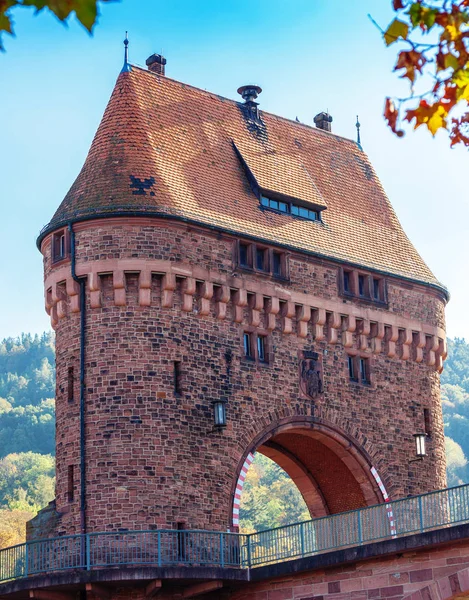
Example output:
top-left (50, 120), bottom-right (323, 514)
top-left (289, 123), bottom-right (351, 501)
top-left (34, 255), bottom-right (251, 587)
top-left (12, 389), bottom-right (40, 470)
top-left (247, 482), bottom-right (469, 565)
top-left (2, 483), bottom-right (469, 581)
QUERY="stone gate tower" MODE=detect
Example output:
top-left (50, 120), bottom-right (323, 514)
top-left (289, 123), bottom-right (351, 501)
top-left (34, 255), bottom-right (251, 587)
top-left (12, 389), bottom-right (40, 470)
top-left (33, 53), bottom-right (448, 541)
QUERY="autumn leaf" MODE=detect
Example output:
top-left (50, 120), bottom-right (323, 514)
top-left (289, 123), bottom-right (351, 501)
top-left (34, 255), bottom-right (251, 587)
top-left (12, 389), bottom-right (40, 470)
top-left (384, 18), bottom-right (409, 46)
top-left (22, 0), bottom-right (103, 31)
top-left (453, 69), bottom-right (469, 102)
top-left (405, 100), bottom-right (448, 135)
top-left (384, 97), bottom-right (405, 137)
top-left (394, 49), bottom-right (426, 83)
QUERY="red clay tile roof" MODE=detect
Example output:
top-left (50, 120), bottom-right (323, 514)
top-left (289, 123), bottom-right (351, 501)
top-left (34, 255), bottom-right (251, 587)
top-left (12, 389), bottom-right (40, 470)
top-left (40, 65), bottom-right (443, 291)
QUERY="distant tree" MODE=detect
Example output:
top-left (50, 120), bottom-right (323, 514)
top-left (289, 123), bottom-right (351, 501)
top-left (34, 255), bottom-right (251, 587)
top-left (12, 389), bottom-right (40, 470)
top-left (0, 1), bottom-right (111, 51)
top-left (239, 454), bottom-right (309, 533)
top-left (0, 452), bottom-right (55, 512)
top-left (0, 508), bottom-right (34, 548)
top-left (378, 1), bottom-right (469, 146)
top-left (446, 437), bottom-right (468, 485)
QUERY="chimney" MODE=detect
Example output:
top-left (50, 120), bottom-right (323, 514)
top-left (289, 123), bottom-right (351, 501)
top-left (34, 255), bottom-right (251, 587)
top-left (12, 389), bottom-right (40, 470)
top-left (313, 112), bottom-right (333, 132)
top-left (146, 54), bottom-right (167, 76)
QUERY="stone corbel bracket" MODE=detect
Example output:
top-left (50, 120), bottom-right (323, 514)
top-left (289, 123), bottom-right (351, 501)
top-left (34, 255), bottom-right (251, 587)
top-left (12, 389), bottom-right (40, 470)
top-left (44, 259), bottom-right (447, 370)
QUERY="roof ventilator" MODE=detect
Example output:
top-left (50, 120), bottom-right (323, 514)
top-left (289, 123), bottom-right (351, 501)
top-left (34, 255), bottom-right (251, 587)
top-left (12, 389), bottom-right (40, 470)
top-left (237, 85), bottom-right (263, 121)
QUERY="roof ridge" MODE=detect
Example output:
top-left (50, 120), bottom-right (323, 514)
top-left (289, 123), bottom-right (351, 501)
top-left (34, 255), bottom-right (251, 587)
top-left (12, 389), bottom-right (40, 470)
top-left (129, 64), bottom-right (360, 147)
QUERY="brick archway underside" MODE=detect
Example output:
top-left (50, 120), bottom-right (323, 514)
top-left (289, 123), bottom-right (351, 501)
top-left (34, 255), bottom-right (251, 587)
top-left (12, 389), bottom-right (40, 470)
top-left (255, 426), bottom-right (383, 518)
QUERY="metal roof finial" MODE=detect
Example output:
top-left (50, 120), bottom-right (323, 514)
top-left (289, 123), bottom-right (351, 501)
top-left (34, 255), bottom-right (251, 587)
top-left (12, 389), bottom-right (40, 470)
top-left (356, 115), bottom-right (362, 147)
top-left (121, 31), bottom-right (132, 73)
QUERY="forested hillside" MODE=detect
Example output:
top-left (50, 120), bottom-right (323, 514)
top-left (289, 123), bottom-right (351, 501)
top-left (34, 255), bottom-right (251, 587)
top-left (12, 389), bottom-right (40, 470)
top-left (441, 338), bottom-right (469, 485)
top-left (0, 333), bottom-right (468, 543)
top-left (0, 334), bottom-right (55, 547)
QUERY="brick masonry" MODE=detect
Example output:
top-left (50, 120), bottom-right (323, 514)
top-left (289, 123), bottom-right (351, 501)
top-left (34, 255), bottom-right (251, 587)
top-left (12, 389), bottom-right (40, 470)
top-left (228, 538), bottom-right (469, 600)
top-left (30, 217), bottom-right (447, 538)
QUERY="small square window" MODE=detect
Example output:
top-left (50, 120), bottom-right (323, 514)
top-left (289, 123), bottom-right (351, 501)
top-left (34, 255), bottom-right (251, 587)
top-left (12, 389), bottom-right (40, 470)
top-left (257, 336), bottom-right (267, 362)
top-left (299, 207), bottom-right (309, 218)
top-left (261, 196), bottom-right (269, 207)
top-left (278, 202), bottom-right (288, 213)
top-left (244, 332), bottom-right (253, 358)
top-left (256, 248), bottom-right (268, 271)
top-left (291, 205), bottom-right (299, 216)
top-left (239, 243), bottom-right (250, 267)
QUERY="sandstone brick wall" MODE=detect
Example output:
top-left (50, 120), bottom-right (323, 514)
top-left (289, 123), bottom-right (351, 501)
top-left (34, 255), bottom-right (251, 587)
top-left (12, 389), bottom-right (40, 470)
top-left (38, 218), bottom-right (447, 537)
top-left (227, 539), bottom-right (469, 600)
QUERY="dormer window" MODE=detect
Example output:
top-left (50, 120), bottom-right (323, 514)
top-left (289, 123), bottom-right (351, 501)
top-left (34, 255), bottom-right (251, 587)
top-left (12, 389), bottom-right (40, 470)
top-left (261, 196), bottom-right (321, 222)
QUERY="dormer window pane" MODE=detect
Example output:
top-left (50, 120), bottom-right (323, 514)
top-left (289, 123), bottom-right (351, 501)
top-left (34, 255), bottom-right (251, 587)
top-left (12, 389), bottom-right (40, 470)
top-left (261, 196), bottom-right (269, 207)
top-left (299, 207), bottom-right (309, 218)
top-left (291, 205), bottom-right (299, 216)
top-left (278, 202), bottom-right (288, 212)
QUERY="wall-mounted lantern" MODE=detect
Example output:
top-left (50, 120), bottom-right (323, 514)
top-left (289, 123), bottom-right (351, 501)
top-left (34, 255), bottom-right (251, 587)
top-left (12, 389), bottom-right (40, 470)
top-left (410, 433), bottom-right (427, 462)
top-left (213, 398), bottom-right (227, 428)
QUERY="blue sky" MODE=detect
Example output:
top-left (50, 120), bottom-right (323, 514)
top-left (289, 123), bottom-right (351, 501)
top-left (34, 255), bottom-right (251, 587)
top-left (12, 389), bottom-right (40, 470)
top-left (0, 0), bottom-right (467, 340)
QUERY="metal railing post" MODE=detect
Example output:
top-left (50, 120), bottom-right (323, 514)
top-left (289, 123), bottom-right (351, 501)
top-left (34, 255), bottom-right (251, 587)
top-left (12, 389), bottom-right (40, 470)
top-left (246, 534), bottom-right (252, 568)
top-left (220, 533), bottom-right (225, 568)
top-left (86, 534), bottom-right (91, 570)
top-left (24, 543), bottom-right (28, 578)
top-left (357, 510), bottom-right (363, 545)
top-left (157, 531), bottom-right (162, 567)
top-left (418, 495), bottom-right (424, 533)
top-left (300, 522), bottom-right (305, 557)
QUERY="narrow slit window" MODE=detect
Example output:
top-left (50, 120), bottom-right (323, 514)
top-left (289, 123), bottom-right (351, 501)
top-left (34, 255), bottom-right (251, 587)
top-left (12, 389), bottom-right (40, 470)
top-left (343, 271), bottom-right (351, 294)
top-left (67, 366), bottom-right (74, 402)
top-left (373, 278), bottom-right (381, 301)
top-left (174, 361), bottom-right (181, 396)
top-left (348, 356), bottom-right (357, 381)
top-left (256, 248), bottom-right (267, 271)
top-left (359, 358), bottom-right (370, 384)
top-left (244, 332), bottom-right (253, 358)
top-left (257, 336), bottom-right (266, 362)
top-left (239, 243), bottom-right (250, 267)
top-left (272, 252), bottom-right (282, 277)
top-left (52, 230), bottom-right (67, 262)
top-left (67, 465), bottom-right (74, 502)
top-left (358, 275), bottom-right (366, 297)
top-left (424, 408), bottom-right (432, 436)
